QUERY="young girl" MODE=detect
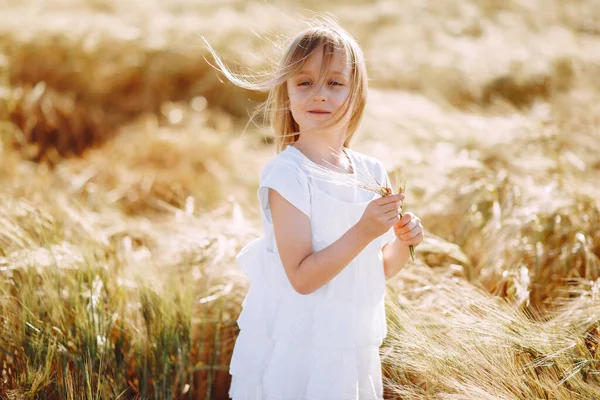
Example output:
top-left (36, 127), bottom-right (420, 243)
top-left (207, 16), bottom-right (424, 400)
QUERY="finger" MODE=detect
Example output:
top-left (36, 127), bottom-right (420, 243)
top-left (406, 225), bottom-right (421, 239)
top-left (381, 200), bottom-right (403, 213)
top-left (401, 225), bottom-right (423, 241)
top-left (406, 231), bottom-right (424, 245)
top-left (377, 194), bottom-right (404, 207)
top-left (384, 210), bottom-right (400, 223)
top-left (397, 219), bottom-right (419, 235)
top-left (376, 193), bottom-right (405, 205)
top-left (395, 213), bottom-right (412, 229)
top-left (388, 217), bottom-right (401, 227)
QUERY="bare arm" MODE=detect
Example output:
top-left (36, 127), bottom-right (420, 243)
top-left (269, 189), bottom-right (404, 295)
top-left (382, 238), bottom-right (411, 280)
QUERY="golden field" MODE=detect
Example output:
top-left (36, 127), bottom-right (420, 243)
top-left (0, 0), bottom-right (599, 398)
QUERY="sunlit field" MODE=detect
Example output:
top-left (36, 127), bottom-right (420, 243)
top-left (1, 0), bottom-right (600, 398)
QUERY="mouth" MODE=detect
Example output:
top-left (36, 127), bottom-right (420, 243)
top-left (308, 111), bottom-right (331, 114)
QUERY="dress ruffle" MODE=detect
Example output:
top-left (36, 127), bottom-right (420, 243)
top-left (230, 237), bottom-right (386, 399)
top-left (229, 331), bottom-right (384, 399)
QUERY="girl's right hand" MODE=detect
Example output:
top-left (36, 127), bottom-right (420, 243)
top-left (356, 193), bottom-right (405, 241)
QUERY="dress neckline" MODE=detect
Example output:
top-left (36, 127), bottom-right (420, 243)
top-left (285, 144), bottom-right (371, 206)
top-left (286, 144), bottom-right (357, 177)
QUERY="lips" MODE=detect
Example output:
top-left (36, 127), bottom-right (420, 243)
top-left (308, 110), bottom-right (331, 114)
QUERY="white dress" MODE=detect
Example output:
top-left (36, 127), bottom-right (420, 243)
top-left (229, 145), bottom-right (395, 400)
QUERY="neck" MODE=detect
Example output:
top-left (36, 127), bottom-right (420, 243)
top-left (291, 128), bottom-right (351, 172)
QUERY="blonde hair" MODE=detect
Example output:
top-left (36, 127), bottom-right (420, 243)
top-left (204, 15), bottom-right (368, 153)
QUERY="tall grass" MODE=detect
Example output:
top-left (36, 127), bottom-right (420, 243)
top-left (0, 192), bottom-right (254, 399)
top-left (0, 0), bottom-right (599, 398)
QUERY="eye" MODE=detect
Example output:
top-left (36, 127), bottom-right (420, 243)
top-left (329, 81), bottom-right (343, 86)
top-left (298, 81), bottom-right (311, 86)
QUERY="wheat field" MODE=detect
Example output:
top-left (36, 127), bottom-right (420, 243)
top-left (0, 0), bottom-right (599, 399)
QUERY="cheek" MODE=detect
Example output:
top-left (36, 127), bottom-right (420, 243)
top-left (334, 93), bottom-right (352, 120)
top-left (289, 89), bottom-right (309, 102)
top-left (333, 89), bottom-right (350, 106)
top-left (288, 92), bottom-right (310, 113)
top-left (287, 95), bottom-right (300, 114)
top-left (287, 94), bottom-right (305, 124)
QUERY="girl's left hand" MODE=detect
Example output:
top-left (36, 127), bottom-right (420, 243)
top-left (393, 212), bottom-right (424, 247)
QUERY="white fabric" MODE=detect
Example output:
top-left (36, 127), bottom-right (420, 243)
top-left (229, 145), bottom-right (396, 400)
top-left (258, 161), bottom-right (311, 221)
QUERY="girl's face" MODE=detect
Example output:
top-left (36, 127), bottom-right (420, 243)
top-left (286, 47), bottom-right (352, 134)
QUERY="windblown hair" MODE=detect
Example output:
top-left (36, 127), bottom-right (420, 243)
top-left (204, 15), bottom-right (368, 153)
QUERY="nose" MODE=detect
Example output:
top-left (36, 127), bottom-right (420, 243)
top-left (312, 83), bottom-right (328, 102)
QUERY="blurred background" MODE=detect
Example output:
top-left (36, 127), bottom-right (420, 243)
top-left (1, 0), bottom-right (599, 399)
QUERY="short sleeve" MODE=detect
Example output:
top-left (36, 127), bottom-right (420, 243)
top-left (257, 161), bottom-right (311, 223)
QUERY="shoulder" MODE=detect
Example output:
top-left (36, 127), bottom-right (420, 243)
top-left (257, 147), bottom-right (311, 219)
top-left (260, 146), bottom-right (309, 188)
top-left (260, 147), bottom-right (307, 181)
